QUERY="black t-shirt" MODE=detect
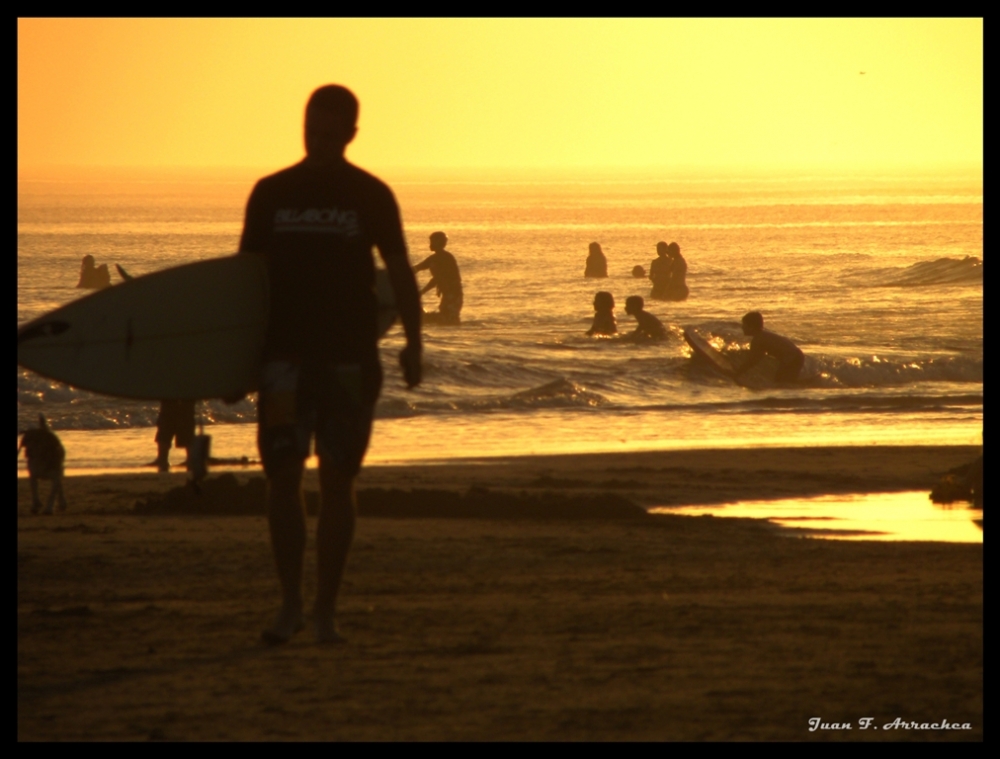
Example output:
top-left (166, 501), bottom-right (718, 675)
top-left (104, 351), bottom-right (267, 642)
top-left (239, 159), bottom-right (407, 362)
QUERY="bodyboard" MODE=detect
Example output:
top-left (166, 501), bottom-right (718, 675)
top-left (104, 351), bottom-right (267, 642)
top-left (683, 328), bottom-right (736, 377)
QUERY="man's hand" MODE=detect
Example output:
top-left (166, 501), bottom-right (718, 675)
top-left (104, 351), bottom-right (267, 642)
top-left (399, 343), bottom-right (422, 389)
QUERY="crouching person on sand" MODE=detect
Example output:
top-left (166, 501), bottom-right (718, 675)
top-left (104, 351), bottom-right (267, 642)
top-left (18, 414), bottom-right (67, 514)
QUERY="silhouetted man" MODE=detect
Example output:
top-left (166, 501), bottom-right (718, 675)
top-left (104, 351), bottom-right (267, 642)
top-left (734, 311), bottom-right (804, 383)
top-left (239, 84), bottom-right (422, 644)
top-left (149, 399), bottom-right (196, 472)
top-left (414, 231), bottom-right (463, 325)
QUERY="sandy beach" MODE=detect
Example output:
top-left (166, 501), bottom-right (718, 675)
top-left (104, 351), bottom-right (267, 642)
top-left (18, 445), bottom-right (982, 741)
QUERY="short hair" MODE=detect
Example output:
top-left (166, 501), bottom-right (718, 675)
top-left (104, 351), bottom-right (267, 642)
top-left (306, 85), bottom-right (359, 129)
top-left (626, 295), bottom-right (644, 311)
top-left (430, 231), bottom-right (448, 248)
top-left (742, 311), bottom-right (764, 331)
top-left (589, 242), bottom-right (602, 253)
top-left (656, 241), bottom-right (668, 255)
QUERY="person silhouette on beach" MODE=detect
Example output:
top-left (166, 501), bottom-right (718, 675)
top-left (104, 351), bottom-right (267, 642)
top-left (76, 255), bottom-right (111, 289)
top-left (414, 231), bottom-right (463, 325)
top-left (239, 84), bottom-right (423, 645)
top-left (18, 414), bottom-right (67, 515)
top-left (733, 311), bottom-right (804, 383)
top-left (624, 295), bottom-right (667, 341)
top-left (148, 400), bottom-right (196, 472)
top-left (587, 291), bottom-right (618, 336)
top-left (584, 242), bottom-right (608, 278)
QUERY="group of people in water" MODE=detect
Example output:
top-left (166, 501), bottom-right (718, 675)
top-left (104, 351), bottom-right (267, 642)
top-left (584, 240), bottom-right (805, 381)
top-left (587, 292), bottom-right (667, 341)
top-left (587, 288), bottom-right (804, 380)
top-left (585, 240), bottom-right (689, 302)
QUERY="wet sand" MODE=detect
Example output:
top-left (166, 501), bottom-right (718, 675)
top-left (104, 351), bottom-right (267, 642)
top-left (18, 446), bottom-right (982, 741)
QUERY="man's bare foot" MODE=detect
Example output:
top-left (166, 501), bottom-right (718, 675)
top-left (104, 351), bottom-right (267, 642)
top-left (314, 617), bottom-right (347, 645)
top-left (261, 608), bottom-right (305, 646)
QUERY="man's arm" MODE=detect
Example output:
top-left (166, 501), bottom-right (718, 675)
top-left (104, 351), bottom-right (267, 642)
top-left (733, 338), bottom-right (764, 377)
top-left (372, 185), bottom-right (422, 387)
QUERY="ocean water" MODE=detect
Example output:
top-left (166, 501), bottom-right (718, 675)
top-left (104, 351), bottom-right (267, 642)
top-left (17, 168), bottom-right (983, 473)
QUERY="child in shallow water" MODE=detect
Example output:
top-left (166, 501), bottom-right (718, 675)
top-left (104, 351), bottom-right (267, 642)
top-left (587, 291), bottom-right (618, 336)
top-left (624, 295), bottom-right (667, 341)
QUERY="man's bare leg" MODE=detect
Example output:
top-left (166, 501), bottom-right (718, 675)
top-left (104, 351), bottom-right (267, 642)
top-left (262, 462), bottom-right (307, 644)
top-left (313, 459), bottom-right (356, 643)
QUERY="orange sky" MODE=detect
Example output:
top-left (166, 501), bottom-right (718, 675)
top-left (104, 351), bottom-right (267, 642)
top-left (17, 18), bottom-right (982, 174)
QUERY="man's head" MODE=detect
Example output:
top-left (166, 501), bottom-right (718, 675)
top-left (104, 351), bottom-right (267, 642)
top-left (656, 241), bottom-right (669, 257)
top-left (430, 231), bottom-right (448, 251)
top-left (742, 311), bottom-right (764, 336)
top-left (304, 85), bottom-right (359, 163)
top-left (625, 295), bottom-right (644, 315)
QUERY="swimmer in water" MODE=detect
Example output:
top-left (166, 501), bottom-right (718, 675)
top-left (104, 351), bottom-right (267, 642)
top-left (587, 291), bottom-right (617, 336)
top-left (76, 255), bottom-right (112, 289)
top-left (584, 242), bottom-right (608, 278)
top-left (624, 295), bottom-right (667, 341)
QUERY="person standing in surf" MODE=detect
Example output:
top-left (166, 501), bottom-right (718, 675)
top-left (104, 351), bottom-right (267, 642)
top-left (733, 311), bottom-right (804, 382)
top-left (239, 85), bottom-right (423, 645)
top-left (648, 242), bottom-right (672, 299)
top-left (584, 242), bottom-right (608, 278)
top-left (414, 231), bottom-right (463, 325)
top-left (148, 399), bottom-right (196, 472)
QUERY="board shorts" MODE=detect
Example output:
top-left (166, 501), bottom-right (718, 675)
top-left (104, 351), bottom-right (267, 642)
top-left (257, 357), bottom-right (382, 477)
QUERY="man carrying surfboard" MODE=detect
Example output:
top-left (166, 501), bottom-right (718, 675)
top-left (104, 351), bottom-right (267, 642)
top-left (239, 85), bottom-right (423, 645)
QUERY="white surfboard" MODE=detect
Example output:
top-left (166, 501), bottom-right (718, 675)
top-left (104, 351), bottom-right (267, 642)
top-left (17, 254), bottom-right (398, 401)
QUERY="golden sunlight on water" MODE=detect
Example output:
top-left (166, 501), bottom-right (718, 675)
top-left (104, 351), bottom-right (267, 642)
top-left (652, 491), bottom-right (982, 543)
